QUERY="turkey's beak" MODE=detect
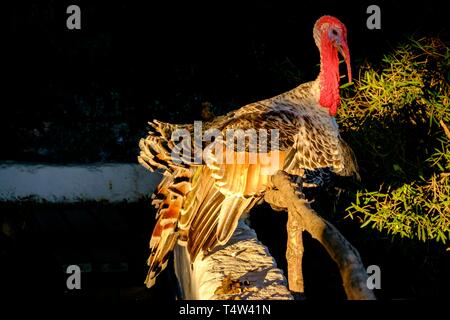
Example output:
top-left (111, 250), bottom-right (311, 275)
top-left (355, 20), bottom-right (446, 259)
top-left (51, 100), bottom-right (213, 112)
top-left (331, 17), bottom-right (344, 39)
top-left (337, 42), bottom-right (352, 83)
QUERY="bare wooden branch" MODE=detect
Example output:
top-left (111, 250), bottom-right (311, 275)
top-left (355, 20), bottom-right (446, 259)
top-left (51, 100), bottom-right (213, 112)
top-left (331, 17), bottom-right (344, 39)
top-left (265, 171), bottom-right (376, 300)
top-left (286, 207), bottom-right (305, 295)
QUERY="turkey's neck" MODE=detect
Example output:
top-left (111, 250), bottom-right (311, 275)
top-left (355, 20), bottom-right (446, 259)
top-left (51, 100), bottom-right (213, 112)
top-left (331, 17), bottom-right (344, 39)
top-left (317, 40), bottom-right (341, 116)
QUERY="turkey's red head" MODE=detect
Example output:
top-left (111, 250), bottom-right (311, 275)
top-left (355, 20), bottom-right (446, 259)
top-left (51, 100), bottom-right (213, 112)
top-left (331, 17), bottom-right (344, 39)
top-left (313, 16), bottom-right (352, 116)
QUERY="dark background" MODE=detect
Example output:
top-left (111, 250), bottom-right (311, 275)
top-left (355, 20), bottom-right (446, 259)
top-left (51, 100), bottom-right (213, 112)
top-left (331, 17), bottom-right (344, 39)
top-left (3, 0), bottom-right (448, 163)
top-left (1, 0), bottom-right (449, 301)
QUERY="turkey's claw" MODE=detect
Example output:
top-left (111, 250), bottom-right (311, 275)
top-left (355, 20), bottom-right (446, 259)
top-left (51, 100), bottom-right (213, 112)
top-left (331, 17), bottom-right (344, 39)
top-left (289, 174), bottom-right (305, 199)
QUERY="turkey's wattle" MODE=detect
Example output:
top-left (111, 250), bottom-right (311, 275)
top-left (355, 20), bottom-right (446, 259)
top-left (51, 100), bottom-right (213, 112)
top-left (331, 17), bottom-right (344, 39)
top-left (314, 15), bottom-right (352, 116)
top-left (138, 15), bottom-right (358, 288)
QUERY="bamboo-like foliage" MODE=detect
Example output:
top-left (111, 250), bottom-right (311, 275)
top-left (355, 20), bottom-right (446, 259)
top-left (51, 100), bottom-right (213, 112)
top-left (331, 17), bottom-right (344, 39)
top-left (337, 37), bottom-right (450, 243)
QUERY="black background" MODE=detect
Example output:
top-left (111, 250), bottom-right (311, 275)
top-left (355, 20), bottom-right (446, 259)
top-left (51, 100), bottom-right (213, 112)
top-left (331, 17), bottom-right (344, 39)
top-left (3, 0), bottom-right (448, 163)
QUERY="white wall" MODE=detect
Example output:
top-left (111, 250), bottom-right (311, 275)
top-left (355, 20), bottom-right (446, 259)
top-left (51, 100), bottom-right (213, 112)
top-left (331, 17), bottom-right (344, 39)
top-left (0, 163), bottom-right (161, 202)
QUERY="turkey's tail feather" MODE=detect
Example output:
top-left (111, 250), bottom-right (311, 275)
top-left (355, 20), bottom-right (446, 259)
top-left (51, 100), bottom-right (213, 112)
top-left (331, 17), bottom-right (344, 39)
top-left (138, 120), bottom-right (197, 174)
top-left (140, 119), bottom-right (281, 288)
top-left (144, 169), bottom-right (194, 288)
top-left (183, 166), bottom-right (265, 260)
top-left (139, 120), bottom-right (198, 287)
top-left (139, 116), bottom-right (360, 288)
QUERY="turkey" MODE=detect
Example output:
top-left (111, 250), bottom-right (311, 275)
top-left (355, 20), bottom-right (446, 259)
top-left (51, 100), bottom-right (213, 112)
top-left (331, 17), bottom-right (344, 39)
top-left (138, 15), bottom-right (359, 288)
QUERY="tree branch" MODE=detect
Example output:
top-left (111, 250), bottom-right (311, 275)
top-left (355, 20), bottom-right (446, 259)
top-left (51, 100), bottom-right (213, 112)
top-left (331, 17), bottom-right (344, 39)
top-left (264, 171), bottom-right (376, 300)
top-left (286, 205), bottom-right (305, 296)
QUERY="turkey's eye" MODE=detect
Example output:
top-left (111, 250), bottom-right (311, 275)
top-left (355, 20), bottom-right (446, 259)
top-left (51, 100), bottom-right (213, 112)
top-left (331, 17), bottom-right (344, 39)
top-left (331, 29), bottom-right (338, 36)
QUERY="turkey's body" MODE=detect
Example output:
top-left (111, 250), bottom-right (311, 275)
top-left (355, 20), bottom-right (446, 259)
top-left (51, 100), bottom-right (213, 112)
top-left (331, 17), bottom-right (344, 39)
top-left (138, 15), bottom-right (358, 288)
